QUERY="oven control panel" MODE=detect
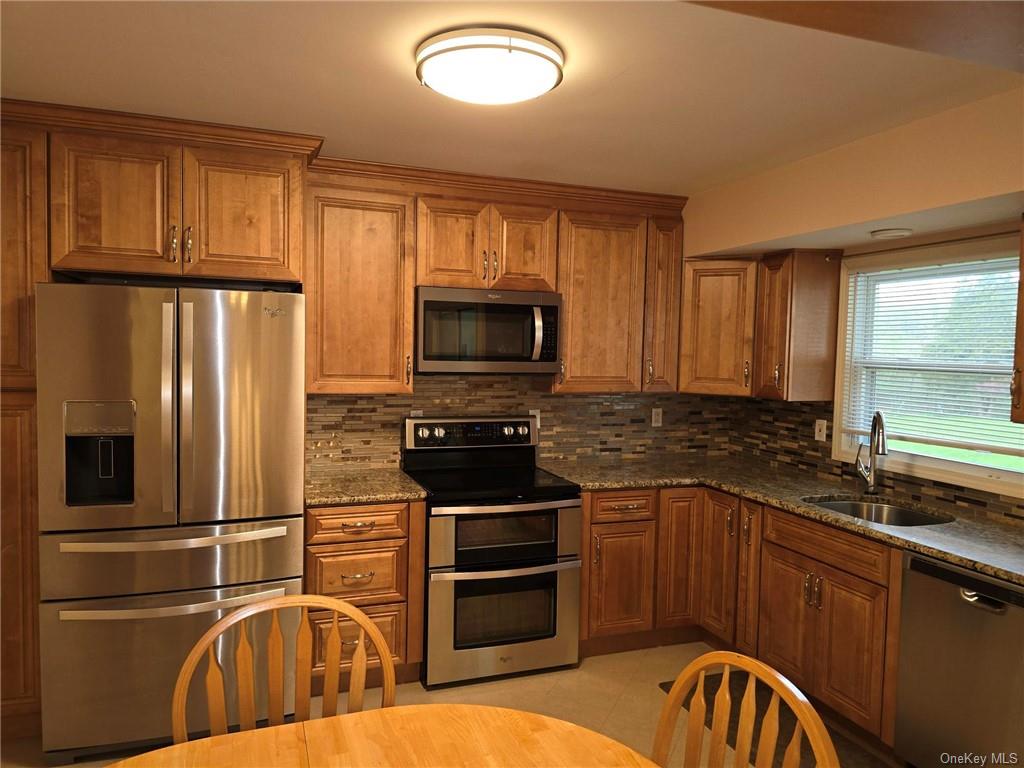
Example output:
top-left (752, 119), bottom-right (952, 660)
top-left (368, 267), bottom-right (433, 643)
top-left (405, 417), bottom-right (537, 449)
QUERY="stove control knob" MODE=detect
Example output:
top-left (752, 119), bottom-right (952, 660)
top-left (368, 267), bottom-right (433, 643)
top-left (433, 426), bottom-right (446, 439)
top-left (517, 425), bottom-right (530, 436)
top-left (416, 426), bottom-right (431, 440)
top-left (502, 425), bottom-right (515, 437)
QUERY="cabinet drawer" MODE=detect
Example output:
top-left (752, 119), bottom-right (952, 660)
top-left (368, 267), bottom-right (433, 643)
top-left (763, 507), bottom-right (890, 586)
top-left (306, 503), bottom-right (410, 544)
top-left (310, 603), bottom-right (406, 674)
top-left (306, 540), bottom-right (408, 605)
top-left (590, 490), bottom-right (657, 523)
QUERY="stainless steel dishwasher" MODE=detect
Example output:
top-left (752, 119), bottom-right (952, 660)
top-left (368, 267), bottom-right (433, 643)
top-left (896, 554), bottom-right (1024, 767)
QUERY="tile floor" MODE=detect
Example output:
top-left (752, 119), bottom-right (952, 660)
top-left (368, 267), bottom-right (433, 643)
top-left (1, 641), bottom-right (727, 767)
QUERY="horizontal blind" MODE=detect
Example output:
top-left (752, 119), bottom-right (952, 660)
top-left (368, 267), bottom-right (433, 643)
top-left (841, 256), bottom-right (1024, 470)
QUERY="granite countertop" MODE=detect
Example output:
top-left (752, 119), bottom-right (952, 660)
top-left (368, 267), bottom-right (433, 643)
top-left (305, 467), bottom-right (427, 507)
top-left (541, 454), bottom-right (1024, 588)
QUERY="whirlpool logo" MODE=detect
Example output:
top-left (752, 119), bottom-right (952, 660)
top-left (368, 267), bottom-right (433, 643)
top-left (263, 307), bottom-right (286, 319)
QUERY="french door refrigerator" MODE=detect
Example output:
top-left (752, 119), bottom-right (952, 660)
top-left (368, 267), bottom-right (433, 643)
top-left (35, 284), bottom-right (305, 761)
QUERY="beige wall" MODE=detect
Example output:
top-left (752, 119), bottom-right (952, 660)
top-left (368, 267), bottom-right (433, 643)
top-left (683, 87), bottom-right (1024, 257)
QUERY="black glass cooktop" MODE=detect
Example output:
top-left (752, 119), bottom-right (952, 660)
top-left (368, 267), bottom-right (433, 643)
top-left (403, 465), bottom-right (580, 505)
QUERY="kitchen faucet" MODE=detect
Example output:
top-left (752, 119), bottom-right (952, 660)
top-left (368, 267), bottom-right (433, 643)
top-left (856, 411), bottom-right (889, 494)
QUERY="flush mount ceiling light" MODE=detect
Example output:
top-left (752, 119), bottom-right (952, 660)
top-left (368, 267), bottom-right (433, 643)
top-left (870, 228), bottom-right (915, 240)
top-left (415, 27), bottom-right (564, 105)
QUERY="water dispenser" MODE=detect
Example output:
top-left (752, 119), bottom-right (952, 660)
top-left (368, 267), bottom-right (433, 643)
top-left (64, 401), bottom-right (136, 507)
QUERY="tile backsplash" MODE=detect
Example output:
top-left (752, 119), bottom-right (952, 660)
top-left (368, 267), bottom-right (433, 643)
top-left (307, 376), bottom-right (1023, 521)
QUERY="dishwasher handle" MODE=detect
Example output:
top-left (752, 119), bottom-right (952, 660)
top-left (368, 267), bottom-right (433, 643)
top-left (908, 555), bottom-right (1024, 611)
top-left (959, 588), bottom-right (1008, 615)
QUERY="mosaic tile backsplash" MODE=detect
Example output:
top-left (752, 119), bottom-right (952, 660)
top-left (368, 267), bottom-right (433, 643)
top-left (307, 376), bottom-right (1023, 521)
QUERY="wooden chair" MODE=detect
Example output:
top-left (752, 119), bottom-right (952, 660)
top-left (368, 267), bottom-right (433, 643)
top-left (651, 651), bottom-right (840, 768)
top-left (171, 594), bottom-right (396, 743)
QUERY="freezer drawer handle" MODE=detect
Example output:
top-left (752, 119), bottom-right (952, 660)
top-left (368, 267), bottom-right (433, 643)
top-left (58, 526), bottom-right (289, 553)
top-left (959, 588), bottom-right (1008, 615)
top-left (430, 559), bottom-right (581, 582)
top-left (431, 498), bottom-right (582, 517)
top-left (57, 587), bottom-right (287, 622)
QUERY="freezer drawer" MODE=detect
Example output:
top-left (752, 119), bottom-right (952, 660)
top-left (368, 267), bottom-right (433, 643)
top-left (40, 578), bottom-right (302, 754)
top-left (39, 518), bottom-right (303, 600)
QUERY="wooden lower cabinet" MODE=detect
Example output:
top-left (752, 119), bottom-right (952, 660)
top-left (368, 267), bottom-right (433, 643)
top-left (310, 603), bottom-right (406, 674)
top-left (656, 489), bottom-right (702, 628)
top-left (757, 543), bottom-right (818, 690)
top-left (734, 499), bottom-right (762, 656)
top-left (698, 490), bottom-right (739, 643)
top-left (588, 521), bottom-right (656, 637)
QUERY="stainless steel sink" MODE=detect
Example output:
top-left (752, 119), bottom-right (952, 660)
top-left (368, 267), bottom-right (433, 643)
top-left (801, 497), bottom-right (955, 527)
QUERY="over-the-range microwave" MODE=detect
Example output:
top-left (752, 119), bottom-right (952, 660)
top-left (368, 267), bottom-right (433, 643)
top-left (416, 286), bottom-right (561, 374)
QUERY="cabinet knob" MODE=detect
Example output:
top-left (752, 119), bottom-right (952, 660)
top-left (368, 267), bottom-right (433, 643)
top-left (743, 360), bottom-right (750, 386)
top-left (773, 362), bottom-right (782, 389)
top-left (406, 355), bottom-right (412, 385)
top-left (647, 358), bottom-right (654, 384)
top-left (559, 359), bottom-right (565, 385)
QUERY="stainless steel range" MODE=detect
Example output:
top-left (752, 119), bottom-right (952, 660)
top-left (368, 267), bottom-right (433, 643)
top-left (35, 283), bottom-right (305, 761)
top-left (402, 416), bottom-right (582, 687)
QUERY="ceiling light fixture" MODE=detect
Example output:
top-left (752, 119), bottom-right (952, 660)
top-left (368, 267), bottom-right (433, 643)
top-left (415, 27), bottom-right (564, 105)
top-left (870, 228), bottom-right (914, 240)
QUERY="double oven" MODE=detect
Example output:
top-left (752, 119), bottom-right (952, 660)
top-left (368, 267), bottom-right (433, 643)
top-left (403, 417), bottom-right (581, 686)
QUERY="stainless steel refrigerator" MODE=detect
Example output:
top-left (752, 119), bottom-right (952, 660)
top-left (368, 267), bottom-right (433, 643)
top-left (35, 284), bottom-right (305, 761)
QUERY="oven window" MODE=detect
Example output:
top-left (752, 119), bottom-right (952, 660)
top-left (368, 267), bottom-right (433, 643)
top-left (456, 512), bottom-right (555, 550)
top-left (453, 571), bottom-right (556, 650)
top-left (422, 301), bottom-right (534, 362)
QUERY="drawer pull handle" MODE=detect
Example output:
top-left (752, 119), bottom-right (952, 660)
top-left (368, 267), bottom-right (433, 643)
top-left (341, 639), bottom-right (360, 648)
top-left (340, 571), bottom-right (375, 583)
top-left (340, 521), bottom-right (377, 534)
top-left (610, 503), bottom-right (644, 511)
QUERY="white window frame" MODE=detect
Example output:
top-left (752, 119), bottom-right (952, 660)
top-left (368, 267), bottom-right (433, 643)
top-left (832, 233), bottom-right (1024, 498)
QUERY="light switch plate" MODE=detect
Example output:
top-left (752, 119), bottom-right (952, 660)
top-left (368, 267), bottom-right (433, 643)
top-left (814, 419), bottom-right (828, 442)
top-left (652, 408), bottom-right (663, 427)
top-left (529, 409), bottom-right (542, 430)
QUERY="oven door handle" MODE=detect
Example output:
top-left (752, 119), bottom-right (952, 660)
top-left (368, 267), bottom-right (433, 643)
top-left (430, 559), bottom-right (581, 582)
top-left (431, 498), bottom-right (581, 516)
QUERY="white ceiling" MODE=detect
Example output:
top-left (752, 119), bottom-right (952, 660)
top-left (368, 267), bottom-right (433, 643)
top-left (2, 1), bottom-right (1020, 195)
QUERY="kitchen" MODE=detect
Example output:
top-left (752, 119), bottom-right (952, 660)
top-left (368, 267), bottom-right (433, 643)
top-left (1, 2), bottom-right (1023, 767)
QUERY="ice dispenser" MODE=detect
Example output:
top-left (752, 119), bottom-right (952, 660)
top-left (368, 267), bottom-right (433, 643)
top-left (64, 401), bottom-right (136, 506)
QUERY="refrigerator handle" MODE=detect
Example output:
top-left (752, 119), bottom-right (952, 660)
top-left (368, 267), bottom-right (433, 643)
top-left (161, 302), bottom-right (176, 516)
top-left (181, 301), bottom-right (195, 518)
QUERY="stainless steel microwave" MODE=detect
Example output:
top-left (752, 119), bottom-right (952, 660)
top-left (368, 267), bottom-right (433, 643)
top-left (416, 287), bottom-right (561, 374)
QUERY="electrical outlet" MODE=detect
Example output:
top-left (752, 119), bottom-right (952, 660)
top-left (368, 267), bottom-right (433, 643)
top-left (652, 407), bottom-right (663, 427)
top-left (529, 409), bottom-right (542, 430)
top-left (814, 419), bottom-right (828, 442)
top-left (410, 409), bottom-right (424, 418)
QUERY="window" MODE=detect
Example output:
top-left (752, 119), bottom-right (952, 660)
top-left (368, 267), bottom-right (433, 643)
top-left (834, 234), bottom-right (1023, 496)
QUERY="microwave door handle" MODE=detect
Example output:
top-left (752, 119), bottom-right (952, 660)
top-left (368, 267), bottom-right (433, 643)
top-left (532, 306), bottom-right (543, 362)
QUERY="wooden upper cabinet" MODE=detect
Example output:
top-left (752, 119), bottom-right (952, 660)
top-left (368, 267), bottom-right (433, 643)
top-left (656, 488), bottom-right (702, 629)
top-left (556, 210), bottom-right (647, 393)
top-left (588, 521), bottom-right (656, 638)
top-left (50, 131), bottom-right (182, 276)
top-left (698, 489), bottom-right (739, 644)
top-left (754, 249), bottom-right (840, 401)
top-left (679, 259), bottom-right (757, 396)
top-left (306, 186), bottom-right (414, 394)
top-left (489, 202), bottom-right (557, 291)
top-left (1, 125), bottom-right (48, 390)
top-left (734, 499), bottom-right (762, 657)
top-left (642, 217), bottom-right (683, 392)
top-left (182, 146), bottom-right (303, 282)
top-left (1012, 216), bottom-right (1024, 423)
top-left (416, 197), bottom-right (489, 288)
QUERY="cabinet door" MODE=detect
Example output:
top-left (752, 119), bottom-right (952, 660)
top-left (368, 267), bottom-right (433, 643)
top-left (1, 125), bottom-right (48, 390)
top-left (182, 145), bottom-right (303, 281)
top-left (589, 521), bottom-right (655, 637)
top-left (642, 217), bottom-right (683, 392)
top-left (753, 253), bottom-right (793, 399)
top-left (656, 489), bottom-right (702, 628)
top-left (556, 211), bottom-right (647, 393)
top-left (306, 187), bottom-right (414, 394)
top-left (698, 490), bottom-right (739, 643)
top-left (757, 543), bottom-right (817, 690)
top-left (812, 562), bottom-right (887, 734)
top-left (679, 260), bottom-right (757, 395)
top-left (489, 203), bottom-right (557, 291)
top-left (416, 197), bottom-right (489, 288)
top-left (1013, 217), bottom-right (1024, 423)
top-left (735, 500), bottom-right (762, 656)
top-left (1, 392), bottom-right (39, 720)
top-left (50, 132), bottom-right (182, 275)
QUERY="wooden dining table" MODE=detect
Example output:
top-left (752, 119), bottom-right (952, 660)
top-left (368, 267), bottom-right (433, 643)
top-left (113, 703), bottom-right (659, 767)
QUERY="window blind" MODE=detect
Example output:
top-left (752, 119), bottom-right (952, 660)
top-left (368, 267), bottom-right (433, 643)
top-left (840, 255), bottom-right (1024, 473)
